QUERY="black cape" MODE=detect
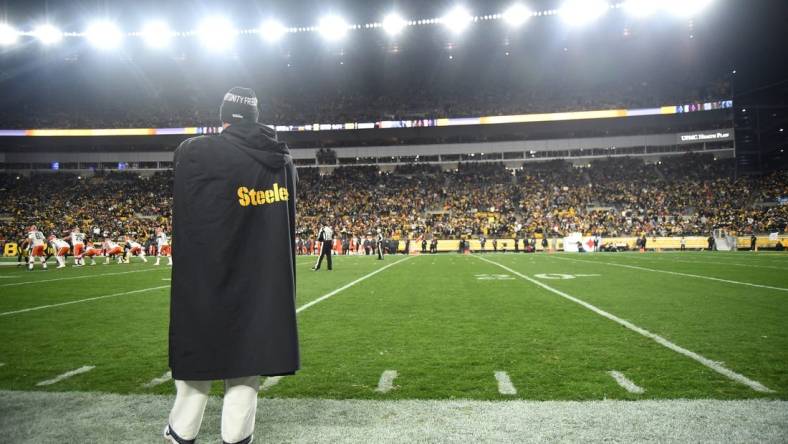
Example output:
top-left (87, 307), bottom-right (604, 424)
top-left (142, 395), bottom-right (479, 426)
top-left (169, 122), bottom-right (299, 380)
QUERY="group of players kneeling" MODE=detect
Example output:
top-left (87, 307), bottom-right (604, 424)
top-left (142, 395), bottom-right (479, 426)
top-left (18, 225), bottom-right (172, 271)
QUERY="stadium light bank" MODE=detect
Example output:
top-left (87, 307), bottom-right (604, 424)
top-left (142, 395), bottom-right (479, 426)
top-left (0, 1), bottom-right (714, 49)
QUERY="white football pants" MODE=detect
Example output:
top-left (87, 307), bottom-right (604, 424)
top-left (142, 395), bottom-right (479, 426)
top-left (169, 376), bottom-right (259, 443)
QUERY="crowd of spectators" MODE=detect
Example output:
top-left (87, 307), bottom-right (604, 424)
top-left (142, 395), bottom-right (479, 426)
top-left (1, 153), bottom-right (785, 248)
top-left (0, 79), bottom-right (730, 130)
top-left (0, 171), bottom-right (172, 245)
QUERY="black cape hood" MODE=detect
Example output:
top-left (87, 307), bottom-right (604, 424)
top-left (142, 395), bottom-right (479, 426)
top-left (220, 122), bottom-right (293, 170)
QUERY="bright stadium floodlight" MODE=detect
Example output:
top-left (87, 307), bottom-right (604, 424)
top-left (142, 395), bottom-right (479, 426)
top-left (33, 24), bottom-right (63, 45)
top-left (382, 13), bottom-right (407, 36)
top-left (318, 15), bottom-right (349, 41)
top-left (560, 0), bottom-right (609, 26)
top-left (141, 21), bottom-right (175, 48)
top-left (622, 0), bottom-right (659, 18)
top-left (663, 0), bottom-right (713, 18)
top-left (441, 6), bottom-right (474, 34)
top-left (503, 4), bottom-right (532, 27)
top-left (197, 16), bottom-right (236, 50)
top-left (260, 19), bottom-right (287, 42)
top-left (0, 23), bottom-right (19, 46)
top-left (85, 21), bottom-right (123, 49)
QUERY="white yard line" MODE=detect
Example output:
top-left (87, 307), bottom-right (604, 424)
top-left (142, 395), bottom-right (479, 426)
top-left (0, 363), bottom-right (5, 367)
top-left (474, 255), bottom-right (774, 393)
top-left (494, 371), bottom-right (517, 395)
top-left (0, 268), bottom-right (162, 288)
top-left (36, 365), bottom-right (95, 386)
top-left (630, 255), bottom-right (787, 271)
top-left (375, 370), bottom-right (398, 393)
top-left (296, 256), bottom-right (413, 314)
top-left (551, 255), bottom-right (788, 293)
top-left (142, 371), bottom-right (172, 388)
top-left (261, 376), bottom-right (283, 391)
top-left (0, 285), bottom-right (170, 317)
top-left (608, 371), bottom-right (645, 394)
top-left (2, 256), bottom-right (408, 318)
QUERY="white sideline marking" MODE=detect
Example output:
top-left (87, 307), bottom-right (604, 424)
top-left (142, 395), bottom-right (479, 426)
top-left (375, 370), bottom-right (398, 393)
top-left (142, 371), bottom-right (172, 388)
top-left (552, 255), bottom-right (788, 293)
top-left (0, 268), bottom-right (160, 288)
top-left (0, 285), bottom-right (170, 317)
top-left (495, 371), bottom-right (517, 395)
top-left (608, 371), bottom-right (645, 394)
top-left (296, 256), bottom-right (413, 314)
top-left (261, 376), bottom-right (283, 391)
top-left (36, 365), bottom-right (95, 386)
top-left (474, 255), bottom-right (774, 393)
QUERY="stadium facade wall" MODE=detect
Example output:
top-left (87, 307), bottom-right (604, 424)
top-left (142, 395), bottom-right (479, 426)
top-left (0, 130), bottom-right (734, 173)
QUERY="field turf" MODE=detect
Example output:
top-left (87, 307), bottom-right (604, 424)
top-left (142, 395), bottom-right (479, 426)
top-left (0, 251), bottom-right (787, 401)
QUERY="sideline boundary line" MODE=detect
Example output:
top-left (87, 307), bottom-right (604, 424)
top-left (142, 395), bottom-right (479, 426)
top-left (0, 268), bottom-right (161, 288)
top-left (473, 255), bottom-right (774, 393)
top-left (296, 256), bottom-right (412, 314)
top-left (0, 285), bottom-right (170, 317)
top-left (550, 255), bottom-right (788, 293)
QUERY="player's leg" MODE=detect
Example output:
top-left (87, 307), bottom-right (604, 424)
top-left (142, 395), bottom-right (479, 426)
top-left (166, 379), bottom-right (212, 443)
top-left (155, 246), bottom-right (161, 265)
top-left (326, 248), bottom-right (333, 270)
top-left (167, 247), bottom-right (173, 265)
top-left (220, 376), bottom-right (259, 444)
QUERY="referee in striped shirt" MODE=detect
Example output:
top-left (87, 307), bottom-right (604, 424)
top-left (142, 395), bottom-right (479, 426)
top-left (312, 224), bottom-right (334, 271)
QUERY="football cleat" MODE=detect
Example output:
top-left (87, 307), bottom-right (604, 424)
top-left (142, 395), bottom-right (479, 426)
top-left (163, 424), bottom-right (195, 444)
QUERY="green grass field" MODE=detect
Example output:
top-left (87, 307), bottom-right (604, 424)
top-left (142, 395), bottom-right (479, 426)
top-left (1, 251), bottom-right (787, 402)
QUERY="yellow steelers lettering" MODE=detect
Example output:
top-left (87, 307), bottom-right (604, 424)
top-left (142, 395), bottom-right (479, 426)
top-left (237, 187), bottom-right (251, 206)
top-left (237, 184), bottom-right (289, 207)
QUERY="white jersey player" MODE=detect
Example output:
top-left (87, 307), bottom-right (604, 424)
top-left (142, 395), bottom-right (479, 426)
top-left (64, 227), bottom-right (87, 266)
top-left (102, 238), bottom-right (124, 264)
top-left (48, 235), bottom-right (70, 269)
top-left (124, 235), bottom-right (148, 263)
top-left (154, 227), bottom-right (172, 266)
top-left (23, 225), bottom-right (48, 270)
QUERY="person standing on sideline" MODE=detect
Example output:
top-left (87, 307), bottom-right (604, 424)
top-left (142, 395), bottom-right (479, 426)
top-left (167, 87), bottom-right (299, 444)
top-left (376, 229), bottom-right (385, 260)
top-left (312, 223), bottom-right (334, 271)
top-left (750, 235), bottom-right (757, 251)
